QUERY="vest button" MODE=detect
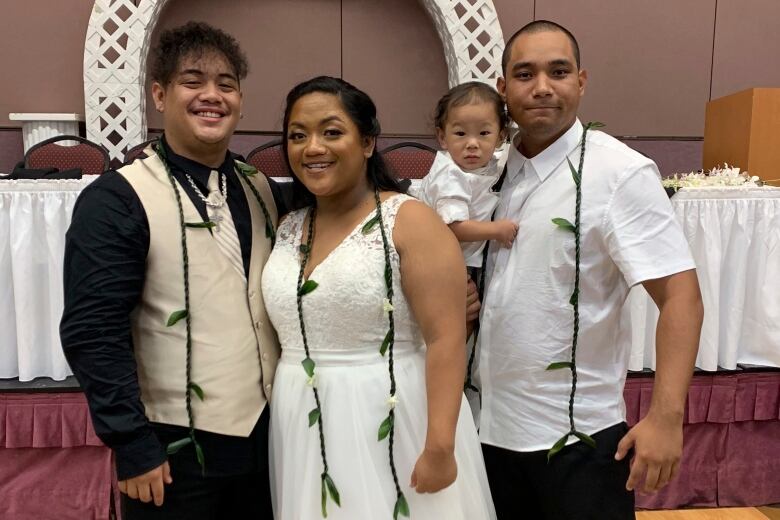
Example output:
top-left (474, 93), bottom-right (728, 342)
top-left (255, 320), bottom-right (262, 329)
top-left (265, 384), bottom-right (272, 392)
top-left (262, 352), bottom-right (269, 361)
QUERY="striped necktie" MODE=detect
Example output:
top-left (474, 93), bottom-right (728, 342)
top-left (206, 170), bottom-right (246, 282)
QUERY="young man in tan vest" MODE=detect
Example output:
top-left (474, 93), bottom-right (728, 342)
top-left (61, 22), bottom-right (284, 519)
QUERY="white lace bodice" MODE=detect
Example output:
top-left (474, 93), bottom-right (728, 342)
top-left (261, 194), bottom-right (423, 358)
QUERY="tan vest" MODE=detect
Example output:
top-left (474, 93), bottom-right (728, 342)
top-left (118, 152), bottom-right (279, 437)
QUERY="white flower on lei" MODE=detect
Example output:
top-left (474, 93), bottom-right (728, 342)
top-left (382, 298), bottom-right (394, 314)
top-left (306, 374), bottom-right (317, 388)
top-left (386, 394), bottom-right (399, 410)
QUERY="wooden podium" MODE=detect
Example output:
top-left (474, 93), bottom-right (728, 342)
top-left (703, 88), bottom-right (780, 182)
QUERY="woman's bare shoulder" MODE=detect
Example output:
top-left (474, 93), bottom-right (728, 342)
top-left (393, 195), bottom-right (455, 252)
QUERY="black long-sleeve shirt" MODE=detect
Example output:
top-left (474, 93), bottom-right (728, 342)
top-left (60, 137), bottom-right (289, 479)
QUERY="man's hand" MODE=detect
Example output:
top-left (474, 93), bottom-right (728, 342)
top-left (466, 278), bottom-right (480, 322)
top-left (615, 411), bottom-right (682, 493)
top-left (118, 461), bottom-right (172, 506)
top-left (410, 448), bottom-right (457, 493)
top-left (619, 269), bottom-right (700, 494)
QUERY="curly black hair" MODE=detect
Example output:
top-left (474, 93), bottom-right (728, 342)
top-left (149, 21), bottom-right (249, 85)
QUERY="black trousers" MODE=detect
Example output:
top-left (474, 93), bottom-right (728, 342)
top-left (121, 410), bottom-right (273, 520)
top-left (482, 423), bottom-right (635, 520)
top-left (121, 469), bottom-right (272, 520)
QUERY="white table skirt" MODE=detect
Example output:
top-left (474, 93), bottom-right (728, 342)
top-left (628, 187), bottom-right (780, 371)
top-left (2, 178), bottom-right (778, 378)
top-left (0, 176), bottom-right (98, 381)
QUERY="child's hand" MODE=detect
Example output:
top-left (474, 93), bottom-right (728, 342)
top-left (494, 220), bottom-right (519, 248)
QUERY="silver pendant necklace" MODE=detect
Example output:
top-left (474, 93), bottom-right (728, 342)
top-left (184, 172), bottom-right (227, 209)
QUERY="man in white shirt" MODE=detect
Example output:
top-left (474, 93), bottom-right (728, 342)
top-left (478, 20), bottom-right (703, 519)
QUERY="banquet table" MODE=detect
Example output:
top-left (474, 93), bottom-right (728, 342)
top-left (0, 176), bottom-right (97, 381)
top-left (2, 178), bottom-right (779, 377)
top-left (628, 186), bottom-right (780, 371)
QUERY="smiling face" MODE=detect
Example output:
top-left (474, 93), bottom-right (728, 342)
top-left (497, 29), bottom-right (587, 157)
top-left (286, 92), bottom-right (375, 199)
top-left (151, 50), bottom-right (242, 164)
top-left (437, 101), bottom-right (503, 171)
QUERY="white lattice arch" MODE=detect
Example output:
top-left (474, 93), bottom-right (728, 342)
top-left (84, 0), bottom-right (504, 161)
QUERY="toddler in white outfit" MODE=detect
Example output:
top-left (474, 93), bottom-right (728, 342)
top-left (414, 82), bottom-right (518, 268)
top-left (413, 82), bottom-right (518, 419)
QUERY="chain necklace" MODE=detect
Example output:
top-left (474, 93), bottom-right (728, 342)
top-left (184, 171), bottom-right (227, 208)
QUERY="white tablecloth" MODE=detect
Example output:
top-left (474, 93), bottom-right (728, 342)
top-left (2, 178), bottom-right (778, 377)
top-left (628, 187), bottom-right (780, 371)
top-left (0, 176), bottom-right (97, 380)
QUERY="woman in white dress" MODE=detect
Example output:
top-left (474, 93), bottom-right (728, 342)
top-left (261, 76), bottom-right (496, 519)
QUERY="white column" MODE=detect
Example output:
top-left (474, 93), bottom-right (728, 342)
top-left (8, 113), bottom-right (85, 152)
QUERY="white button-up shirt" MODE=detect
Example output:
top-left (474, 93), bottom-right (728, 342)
top-left (478, 119), bottom-right (695, 452)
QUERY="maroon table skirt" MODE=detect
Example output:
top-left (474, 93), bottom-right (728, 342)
top-left (0, 392), bottom-right (114, 520)
top-left (626, 372), bottom-right (780, 509)
top-left (1, 372), bottom-right (778, 518)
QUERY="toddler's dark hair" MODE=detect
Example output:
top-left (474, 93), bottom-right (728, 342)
top-left (433, 81), bottom-right (507, 135)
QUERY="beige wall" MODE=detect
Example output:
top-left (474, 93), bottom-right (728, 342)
top-left (341, 0), bottom-right (450, 135)
top-left (0, 0), bottom-right (94, 127)
top-left (534, 0), bottom-right (716, 136)
top-left (146, 0), bottom-right (450, 135)
top-left (145, 0), bottom-right (342, 133)
top-left (2, 0), bottom-right (780, 138)
top-left (710, 0), bottom-right (780, 99)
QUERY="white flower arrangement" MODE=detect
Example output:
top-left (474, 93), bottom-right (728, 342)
top-left (663, 164), bottom-right (761, 191)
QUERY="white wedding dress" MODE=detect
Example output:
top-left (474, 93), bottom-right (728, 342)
top-left (262, 194), bottom-right (496, 519)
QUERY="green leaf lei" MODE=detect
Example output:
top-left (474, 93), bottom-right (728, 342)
top-left (546, 121), bottom-right (604, 461)
top-left (296, 189), bottom-right (409, 519)
top-left (157, 139), bottom-right (276, 474)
